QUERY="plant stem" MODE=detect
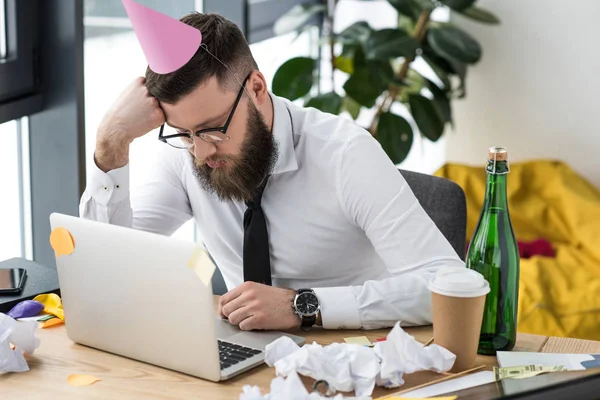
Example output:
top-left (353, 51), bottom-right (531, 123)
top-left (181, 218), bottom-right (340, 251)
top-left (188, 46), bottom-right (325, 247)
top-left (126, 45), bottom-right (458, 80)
top-left (368, 9), bottom-right (432, 135)
top-left (327, 0), bottom-right (337, 91)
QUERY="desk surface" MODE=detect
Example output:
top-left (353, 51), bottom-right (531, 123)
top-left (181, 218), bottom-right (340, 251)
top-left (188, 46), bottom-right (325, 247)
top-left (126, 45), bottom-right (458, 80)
top-left (3, 301), bottom-right (600, 399)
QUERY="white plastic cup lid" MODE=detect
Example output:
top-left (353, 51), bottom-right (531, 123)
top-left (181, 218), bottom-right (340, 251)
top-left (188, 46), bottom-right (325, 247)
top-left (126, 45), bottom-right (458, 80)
top-left (429, 266), bottom-right (490, 298)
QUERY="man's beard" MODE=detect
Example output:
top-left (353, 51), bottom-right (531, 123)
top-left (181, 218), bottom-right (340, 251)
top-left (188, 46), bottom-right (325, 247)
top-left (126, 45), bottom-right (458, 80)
top-left (191, 103), bottom-right (278, 202)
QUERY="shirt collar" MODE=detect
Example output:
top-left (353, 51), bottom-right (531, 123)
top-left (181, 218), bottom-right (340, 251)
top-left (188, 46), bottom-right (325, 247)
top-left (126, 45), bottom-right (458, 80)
top-left (270, 93), bottom-right (298, 175)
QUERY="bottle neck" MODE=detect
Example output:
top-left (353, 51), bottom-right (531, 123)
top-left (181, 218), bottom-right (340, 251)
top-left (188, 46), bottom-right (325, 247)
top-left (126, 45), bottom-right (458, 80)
top-left (483, 160), bottom-right (509, 211)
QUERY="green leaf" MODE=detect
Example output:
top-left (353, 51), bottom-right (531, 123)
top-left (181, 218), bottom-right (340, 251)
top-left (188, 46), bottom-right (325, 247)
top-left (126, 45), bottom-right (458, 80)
top-left (398, 14), bottom-right (416, 35)
top-left (334, 55), bottom-right (354, 74)
top-left (305, 92), bottom-right (343, 115)
top-left (438, 0), bottom-right (475, 11)
top-left (365, 28), bottom-right (419, 60)
top-left (412, 0), bottom-right (435, 11)
top-left (387, 0), bottom-right (418, 19)
top-left (426, 79), bottom-right (452, 125)
top-left (352, 45), bottom-right (367, 69)
top-left (408, 94), bottom-right (445, 141)
top-left (421, 55), bottom-right (452, 92)
top-left (427, 26), bottom-right (482, 64)
top-left (343, 68), bottom-right (383, 108)
top-left (272, 57), bottom-right (316, 101)
top-left (447, 58), bottom-right (467, 97)
top-left (377, 112), bottom-right (414, 164)
top-left (273, 3), bottom-right (326, 36)
top-left (459, 6), bottom-right (500, 24)
top-left (338, 21), bottom-right (372, 46)
top-left (367, 60), bottom-right (396, 86)
top-left (342, 96), bottom-right (361, 120)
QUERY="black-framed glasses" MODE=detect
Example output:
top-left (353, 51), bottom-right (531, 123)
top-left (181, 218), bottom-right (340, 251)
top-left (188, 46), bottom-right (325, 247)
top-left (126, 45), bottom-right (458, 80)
top-left (158, 73), bottom-right (251, 149)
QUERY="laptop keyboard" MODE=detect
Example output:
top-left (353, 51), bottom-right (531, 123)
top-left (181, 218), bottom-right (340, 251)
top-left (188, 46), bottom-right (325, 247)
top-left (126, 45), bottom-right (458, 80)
top-left (218, 340), bottom-right (262, 370)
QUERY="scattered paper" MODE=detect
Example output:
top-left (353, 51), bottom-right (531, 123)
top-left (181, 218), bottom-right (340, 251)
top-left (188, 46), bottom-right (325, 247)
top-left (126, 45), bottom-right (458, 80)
top-left (265, 336), bottom-right (379, 396)
top-left (187, 246), bottom-right (216, 287)
top-left (344, 336), bottom-right (373, 347)
top-left (0, 313), bottom-right (41, 372)
top-left (397, 371), bottom-right (494, 398)
top-left (264, 322), bottom-right (457, 397)
top-left (41, 318), bottom-right (65, 329)
top-left (497, 351), bottom-right (597, 371)
top-left (375, 322), bottom-right (456, 389)
top-left (494, 365), bottom-right (567, 380)
top-left (7, 300), bottom-right (45, 319)
top-left (67, 374), bottom-right (101, 386)
top-left (239, 370), bottom-right (371, 399)
top-left (50, 227), bottom-right (75, 257)
top-left (33, 293), bottom-right (64, 320)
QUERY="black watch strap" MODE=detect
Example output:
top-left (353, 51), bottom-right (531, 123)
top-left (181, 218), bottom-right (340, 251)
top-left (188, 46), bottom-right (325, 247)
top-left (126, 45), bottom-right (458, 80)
top-left (297, 289), bottom-right (318, 330)
top-left (301, 314), bottom-right (316, 329)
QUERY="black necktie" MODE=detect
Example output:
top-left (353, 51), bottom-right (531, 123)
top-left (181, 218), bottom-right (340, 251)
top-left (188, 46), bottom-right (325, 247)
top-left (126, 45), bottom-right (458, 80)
top-left (243, 176), bottom-right (271, 285)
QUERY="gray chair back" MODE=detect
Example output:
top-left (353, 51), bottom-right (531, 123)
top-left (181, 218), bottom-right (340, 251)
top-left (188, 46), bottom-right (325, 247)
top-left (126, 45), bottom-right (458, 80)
top-left (399, 169), bottom-right (467, 260)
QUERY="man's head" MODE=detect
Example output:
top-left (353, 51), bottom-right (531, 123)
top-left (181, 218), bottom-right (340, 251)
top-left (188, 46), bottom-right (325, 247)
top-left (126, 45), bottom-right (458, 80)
top-left (145, 13), bottom-right (278, 202)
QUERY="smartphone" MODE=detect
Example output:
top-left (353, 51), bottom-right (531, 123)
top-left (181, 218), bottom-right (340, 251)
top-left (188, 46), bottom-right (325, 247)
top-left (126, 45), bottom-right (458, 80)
top-left (0, 268), bottom-right (27, 295)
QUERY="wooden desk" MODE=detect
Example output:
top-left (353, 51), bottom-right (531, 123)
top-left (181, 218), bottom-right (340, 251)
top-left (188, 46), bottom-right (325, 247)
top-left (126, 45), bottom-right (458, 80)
top-left (2, 307), bottom-right (600, 399)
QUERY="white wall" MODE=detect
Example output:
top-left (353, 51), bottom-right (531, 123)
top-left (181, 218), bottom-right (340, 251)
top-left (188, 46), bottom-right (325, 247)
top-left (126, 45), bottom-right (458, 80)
top-left (447, 0), bottom-right (600, 187)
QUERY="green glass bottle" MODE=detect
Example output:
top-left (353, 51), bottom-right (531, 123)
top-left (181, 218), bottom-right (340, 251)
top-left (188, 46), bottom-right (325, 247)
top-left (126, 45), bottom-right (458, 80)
top-left (466, 147), bottom-right (520, 355)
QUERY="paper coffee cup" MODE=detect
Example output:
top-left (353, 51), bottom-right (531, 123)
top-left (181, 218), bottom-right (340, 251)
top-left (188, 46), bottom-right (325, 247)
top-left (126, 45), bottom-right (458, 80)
top-left (429, 266), bottom-right (490, 372)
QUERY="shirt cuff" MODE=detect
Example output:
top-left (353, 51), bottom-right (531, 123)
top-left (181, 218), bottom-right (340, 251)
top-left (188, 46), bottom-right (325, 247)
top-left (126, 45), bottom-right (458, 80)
top-left (312, 286), bottom-right (361, 330)
top-left (87, 161), bottom-right (130, 206)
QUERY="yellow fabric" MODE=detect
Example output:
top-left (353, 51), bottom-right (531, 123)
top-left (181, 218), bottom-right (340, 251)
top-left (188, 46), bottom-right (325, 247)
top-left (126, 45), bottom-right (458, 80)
top-left (435, 160), bottom-right (600, 340)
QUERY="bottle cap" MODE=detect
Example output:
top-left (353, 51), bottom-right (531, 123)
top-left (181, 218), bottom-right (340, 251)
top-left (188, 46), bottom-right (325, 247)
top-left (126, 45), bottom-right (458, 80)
top-left (429, 266), bottom-right (490, 298)
top-left (488, 146), bottom-right (508, 161)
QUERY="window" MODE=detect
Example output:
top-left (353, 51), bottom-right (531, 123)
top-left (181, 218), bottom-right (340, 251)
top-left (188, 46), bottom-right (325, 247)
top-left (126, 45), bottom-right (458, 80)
top-left (0, 118), bottom-right (30, 261)
top-left (83, 0), bottom-right (198, 242)
top-left (0, 0), bottom-right (41, 124)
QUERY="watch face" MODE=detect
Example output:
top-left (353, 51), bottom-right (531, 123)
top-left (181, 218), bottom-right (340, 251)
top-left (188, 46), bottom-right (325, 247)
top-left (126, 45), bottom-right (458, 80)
top-left (296, 292), bottom-right (319, 316)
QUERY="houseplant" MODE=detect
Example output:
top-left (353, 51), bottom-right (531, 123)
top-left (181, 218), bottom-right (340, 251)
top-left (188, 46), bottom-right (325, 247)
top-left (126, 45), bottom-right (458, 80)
top-left (271, 0), bottom-right (500, 163)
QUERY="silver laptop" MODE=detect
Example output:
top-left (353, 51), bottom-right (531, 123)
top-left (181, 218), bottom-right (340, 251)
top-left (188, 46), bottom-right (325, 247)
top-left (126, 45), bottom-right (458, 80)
top-left (49, 212), bottom-right (305, 382)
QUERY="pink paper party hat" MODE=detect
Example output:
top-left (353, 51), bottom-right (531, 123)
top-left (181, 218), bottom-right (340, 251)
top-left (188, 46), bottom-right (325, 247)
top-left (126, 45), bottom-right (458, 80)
top-left (122, 0), bottom-right (202, 74)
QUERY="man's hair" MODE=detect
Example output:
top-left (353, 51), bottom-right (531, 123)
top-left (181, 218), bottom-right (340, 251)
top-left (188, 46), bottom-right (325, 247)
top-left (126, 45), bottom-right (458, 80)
top-left (145, 13), bottom-right (258, 104)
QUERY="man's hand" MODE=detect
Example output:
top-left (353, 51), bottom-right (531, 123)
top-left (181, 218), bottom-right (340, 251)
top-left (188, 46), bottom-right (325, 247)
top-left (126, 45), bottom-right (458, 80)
top-left (218, 282), bottom-right (301, 331)
top-left (95, 77), bottom-right (165, 172)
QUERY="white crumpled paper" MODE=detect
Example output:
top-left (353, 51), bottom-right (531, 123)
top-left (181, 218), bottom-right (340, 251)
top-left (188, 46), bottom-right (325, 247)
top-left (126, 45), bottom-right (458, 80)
top-left (263, 322), bottom-right (456, 397)
top-left (265, 337), bottom-right (380, 396)
top-left (375, 322), bottom-right (456, 388)
top-left (239, 370), bottom-right (372, 400)
top-left (0, 313), bottom-right (41, 373)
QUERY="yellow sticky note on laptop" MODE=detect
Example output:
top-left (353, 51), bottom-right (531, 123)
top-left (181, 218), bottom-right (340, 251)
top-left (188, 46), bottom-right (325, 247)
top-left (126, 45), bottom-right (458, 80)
top-left (187, 247), bottom-right (216, 287)
top-left (344, 336), bottom-right (373, 346)
top-left (50, 227), bottom-right (75, 257)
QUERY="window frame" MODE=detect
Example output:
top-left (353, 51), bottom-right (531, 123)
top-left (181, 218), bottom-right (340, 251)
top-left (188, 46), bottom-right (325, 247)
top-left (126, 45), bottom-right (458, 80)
top-left (204, 0), bottom-right (322, 44)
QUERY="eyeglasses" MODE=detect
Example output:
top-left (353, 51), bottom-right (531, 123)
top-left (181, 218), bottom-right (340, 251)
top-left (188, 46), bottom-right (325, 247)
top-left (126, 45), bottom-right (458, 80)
top-left (158, 73), bottom-right (250, 149)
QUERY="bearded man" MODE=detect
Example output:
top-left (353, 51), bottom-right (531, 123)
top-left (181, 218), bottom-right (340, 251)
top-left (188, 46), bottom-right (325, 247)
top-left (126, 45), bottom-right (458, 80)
top-left (80, 12), bottom-right (464, 332)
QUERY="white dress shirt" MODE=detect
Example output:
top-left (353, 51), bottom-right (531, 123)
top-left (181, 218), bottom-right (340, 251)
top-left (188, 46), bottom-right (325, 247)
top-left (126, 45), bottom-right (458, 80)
top-left (80, 93), bottom-right (464, 330)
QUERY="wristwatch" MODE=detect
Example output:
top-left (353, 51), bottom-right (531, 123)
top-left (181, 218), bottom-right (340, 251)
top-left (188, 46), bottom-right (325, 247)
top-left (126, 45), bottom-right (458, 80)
top-left (292, 288), bottom-right (320, 330)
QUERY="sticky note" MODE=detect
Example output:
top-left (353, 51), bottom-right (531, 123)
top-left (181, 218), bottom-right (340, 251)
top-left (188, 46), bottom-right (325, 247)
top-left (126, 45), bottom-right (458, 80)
top-left (343, 336), bottom-right (373, 347)
top-left (50, 227), bottom-right (75, 257)
top-left (67, 374), bottom-right (101, 386)
top-left (187, 247), bottom-right (216, 287)
top-left (33, 293), bottom-right (65, 320)
top-left (41, 317), bottom-right (65, 329)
